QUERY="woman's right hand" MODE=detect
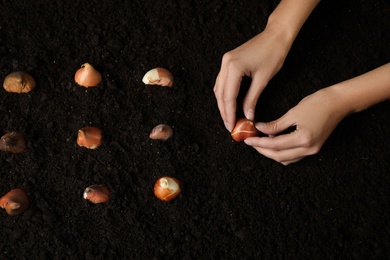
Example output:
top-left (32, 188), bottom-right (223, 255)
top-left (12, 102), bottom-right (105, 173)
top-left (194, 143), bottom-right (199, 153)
top-left (213, 25), bottom-right (292, 132)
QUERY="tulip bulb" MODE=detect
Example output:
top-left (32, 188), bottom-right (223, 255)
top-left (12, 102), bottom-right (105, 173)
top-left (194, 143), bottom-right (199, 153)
top-left (0, 132), bottom-right (26, 153)
top-left (3, 71), bottom-right (36, 93)
top-left (83, 185), bottom-right (110, 204)
top-left (0, 188), bottom-right (29, 216)
top-left (142, 67), bottom-right (173, 87)
top-left (231, 118), bottom-right (259, 142)
top-left (77, 127), bottom-right (102, 149)
top-left (149, 124), bottom-right (173, 141)
top-left (74, 63), bottom-right (102, 88)
top-left (154, 177), bottom-right (180, 202)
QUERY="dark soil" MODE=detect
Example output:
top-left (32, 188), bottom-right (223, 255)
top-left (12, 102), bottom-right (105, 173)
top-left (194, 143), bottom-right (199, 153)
top-left (0, 0), bottom-right (389, 259)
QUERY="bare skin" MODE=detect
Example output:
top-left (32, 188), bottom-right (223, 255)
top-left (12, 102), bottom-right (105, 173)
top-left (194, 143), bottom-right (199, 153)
top-left (214, 0), bottom-right (390, 165)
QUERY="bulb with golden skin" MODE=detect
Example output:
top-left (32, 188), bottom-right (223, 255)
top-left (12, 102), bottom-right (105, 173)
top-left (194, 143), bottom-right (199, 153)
top-left (74, 63), bottom-right (102, 88)
top-left (3, 71), bottom-right (36, 93)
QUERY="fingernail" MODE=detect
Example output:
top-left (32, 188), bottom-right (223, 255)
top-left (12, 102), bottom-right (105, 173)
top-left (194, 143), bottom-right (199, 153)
top-left (244, 139), bottom-right (252, 146)
top-left (246, 109), bottom-right (254, 121)
top-left (224, 122), bottom-right (232, 132)
top-left (255, 122), bottom-right (266, 130)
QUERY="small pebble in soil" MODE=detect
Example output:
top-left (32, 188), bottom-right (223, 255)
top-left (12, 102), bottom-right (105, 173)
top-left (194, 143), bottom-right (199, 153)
top-left (3, 71), bottom-right (36, 93)
top-left (83, 185), bottom-right (110, 204)
top-left (74, 63), bottom-right (102, 88)
top-left (142, 67), bottom-right (173, 87)
top-left (0, 188), bottom-right (29, 216)
top-left (154, 177), bottom-right (181, 202)
top-left (0, 131), bottom-right (26, 153)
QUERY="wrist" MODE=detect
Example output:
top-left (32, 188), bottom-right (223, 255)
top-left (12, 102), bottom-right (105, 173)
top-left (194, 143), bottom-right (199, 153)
top-left (318, 85), bottom-right (353, 120)
top-left (264, 21), bottom-right (295, 51)
top-left (326, 63), bottom-right (390, 115)
top-left (265, 0), bottom-right (321, 48)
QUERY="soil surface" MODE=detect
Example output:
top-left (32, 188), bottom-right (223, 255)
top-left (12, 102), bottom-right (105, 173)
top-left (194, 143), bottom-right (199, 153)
top-left (0, 0), bottom-right (389, 259)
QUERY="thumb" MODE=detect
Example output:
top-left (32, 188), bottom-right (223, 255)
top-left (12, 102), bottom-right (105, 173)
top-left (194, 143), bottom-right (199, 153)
top-left (255, 116), bottom-right (292, 135)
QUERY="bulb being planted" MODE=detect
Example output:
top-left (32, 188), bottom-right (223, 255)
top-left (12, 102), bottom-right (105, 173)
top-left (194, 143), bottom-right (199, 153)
top-left (3, 71), bottom-right (36, 93)
top-left (142, 67), bottom-right (173, 87)
top-left (0, 188), bottom-right (29, 216)
top-left (231, 118), bottom-right (259, 142)
top-left (74, 63), bottom-right (102, 88)
top-left (149, 124), bottom-right (173, 141)
top-left (83, 185), bottom-right (110, 204)
top-left (154, 177), bottom-right (181, 202)
top-left (0, 131), bottom-right (26, 153)
top-left (77, 127), bottom-right (102, 149)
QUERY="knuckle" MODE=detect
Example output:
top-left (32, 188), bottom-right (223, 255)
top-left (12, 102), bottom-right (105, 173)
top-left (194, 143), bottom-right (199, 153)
top-left (214, 86), bottom-right (221, 98)
top-left (308, 145), bottom-right (321, 155)
top-left (269, 121), bottom-right (279, 133)
top-left (222, 52), bottom-right (234, 64)
top-left (269, 140), bottom-right (280, 151)
top-left (222, 52), bottom-right (239, 71)
top-left (272, 154), bottom-right (283, 163)
top-left (298, 131), bottom-right (314, 147)
top-left (221, 95), bottom-right (234, 104)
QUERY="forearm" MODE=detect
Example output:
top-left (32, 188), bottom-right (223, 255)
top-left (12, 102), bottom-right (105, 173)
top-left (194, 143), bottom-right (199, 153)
top-left (329, 63), bottom-right (390, 116)
top-left (266, 0), bottom-right (321, 46)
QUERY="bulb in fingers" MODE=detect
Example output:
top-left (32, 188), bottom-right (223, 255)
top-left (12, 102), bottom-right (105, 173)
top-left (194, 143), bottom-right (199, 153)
top-left (231, 118), bottom-right (259, 142)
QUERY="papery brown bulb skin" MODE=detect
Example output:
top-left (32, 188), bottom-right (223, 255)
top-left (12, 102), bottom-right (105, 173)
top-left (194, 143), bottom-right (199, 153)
top-left (83, 185), bottom-right (110, 204)
top-left (142, 67), bottom-right (173, 87)
top-left (0, 132), bottom-right (26, 153)
top-left (3, 71), bottom-right (36, 93)
top-left (154, 177), bottom-right (180, 202)
top-left (77, 127), bottom-right (102, 149)
top-left (149, 124), bottom-right (173, 141)
top-left (0, 188), bottom-right (29, 216)
top-left (231, 118), bottom-right (259, 142)
top-left (74, 63), bottom-right (102, 88)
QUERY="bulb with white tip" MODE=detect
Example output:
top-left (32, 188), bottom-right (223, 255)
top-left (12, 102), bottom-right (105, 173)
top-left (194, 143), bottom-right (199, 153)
top-left (142, 68), bottom-right (173, 87)
top-left (154, 177), bottom-right (180, 202)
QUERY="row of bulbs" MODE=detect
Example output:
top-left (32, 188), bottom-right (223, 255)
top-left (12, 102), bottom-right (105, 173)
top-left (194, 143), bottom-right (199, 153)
top-left (0, 64), bottom-right (180, 216)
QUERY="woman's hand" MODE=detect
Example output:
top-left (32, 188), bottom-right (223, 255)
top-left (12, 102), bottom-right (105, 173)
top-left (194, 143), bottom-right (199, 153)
top-left (245, 63), bottom-right (390, 165)
top-left (214, 0), bottom-right (321, 132)
top-left (244, 88), bottom-right (348, 165)
top-left (213, 26), bottom-right (291, 132)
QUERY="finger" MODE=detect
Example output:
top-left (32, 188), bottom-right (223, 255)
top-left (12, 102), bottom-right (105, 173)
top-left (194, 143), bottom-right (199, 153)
top-left (255, 114), bottom-right (294, 136)
top-left (214, 72), bottom-right (229, 123)
top-left (214, 70), bottom-right (235, 131)
top-left (214, 58), bottom-right (243, 132)
top-left (245, 131), bottom-right (301, 151)
top-left (243, 74), bottom-right (268, 121)
top-left (251, 146), bottom-right (309, 164)
top-left (280, 157), bottom-right (305, 166)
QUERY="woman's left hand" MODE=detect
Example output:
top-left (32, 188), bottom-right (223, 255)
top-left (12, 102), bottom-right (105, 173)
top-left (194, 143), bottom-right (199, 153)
top-left (244, 88), bottom-right (348, 165)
